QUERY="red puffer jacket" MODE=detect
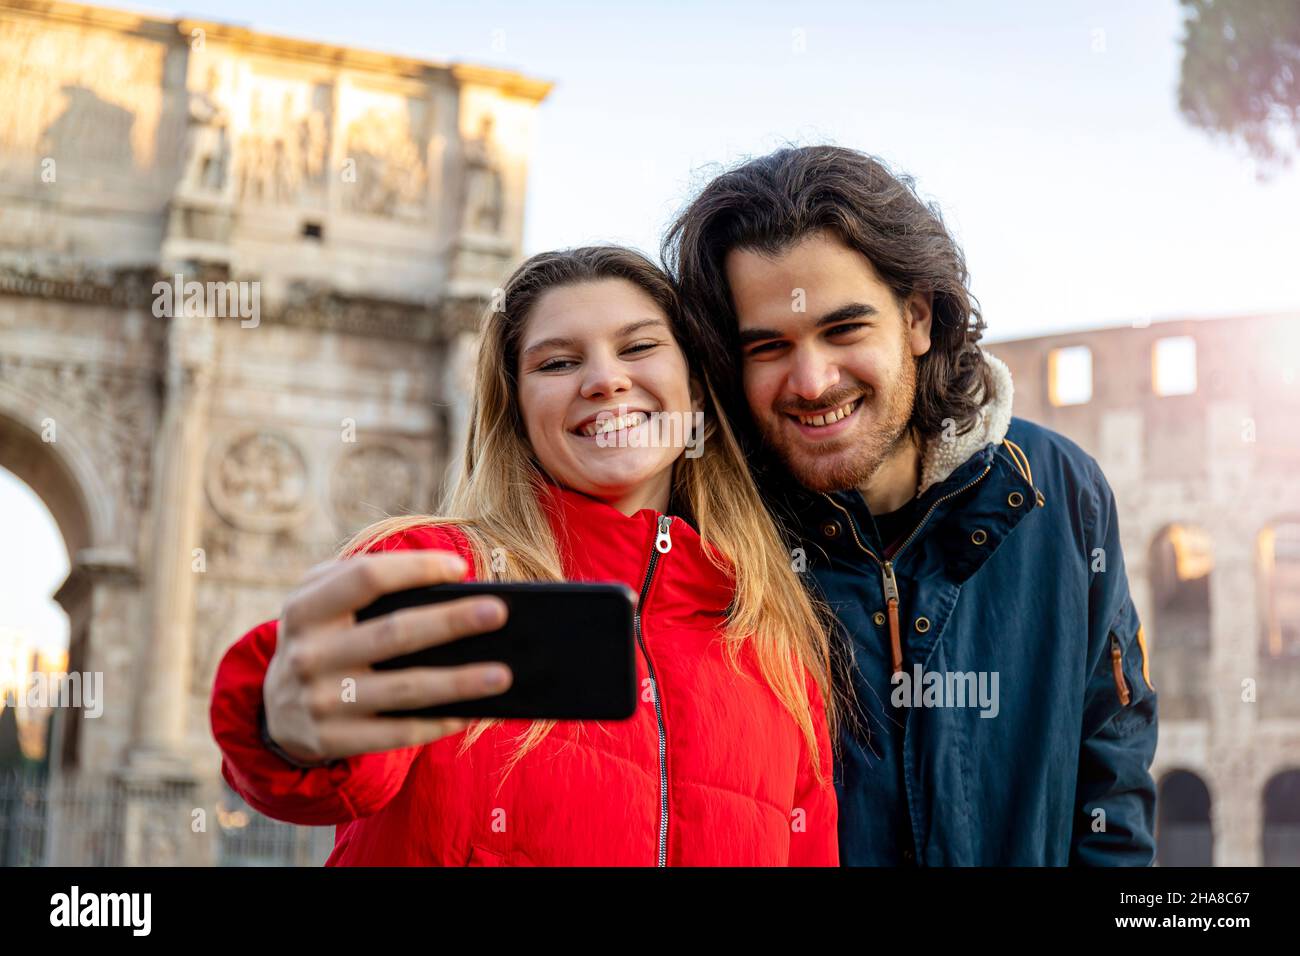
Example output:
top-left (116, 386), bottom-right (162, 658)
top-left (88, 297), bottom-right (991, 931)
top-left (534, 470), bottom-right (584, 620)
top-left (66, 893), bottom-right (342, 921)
top-left (209, 481), bottom-right (838, 866)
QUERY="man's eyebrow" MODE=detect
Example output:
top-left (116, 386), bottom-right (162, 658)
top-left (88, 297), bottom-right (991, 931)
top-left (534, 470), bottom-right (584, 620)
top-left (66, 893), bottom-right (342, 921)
top-left (738, 302), bottom-right (880, 346)
top-left (520, 317), bottom-right (668, 359)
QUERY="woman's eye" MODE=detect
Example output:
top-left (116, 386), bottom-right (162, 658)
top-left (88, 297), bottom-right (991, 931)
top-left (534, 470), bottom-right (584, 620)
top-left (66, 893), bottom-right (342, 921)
top-left (533, 340), bottom-right (660, 371)
top-left (536, 358), bottom-right (576, 372)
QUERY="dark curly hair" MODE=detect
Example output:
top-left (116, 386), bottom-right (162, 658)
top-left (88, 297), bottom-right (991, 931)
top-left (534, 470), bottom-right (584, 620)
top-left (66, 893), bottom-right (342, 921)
top-left (661, 145), bottom-right (994, 453)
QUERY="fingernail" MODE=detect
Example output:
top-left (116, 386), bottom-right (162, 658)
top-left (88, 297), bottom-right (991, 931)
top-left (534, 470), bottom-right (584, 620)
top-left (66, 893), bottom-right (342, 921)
top-left (482, 666), bottom-right (510, 689)
top-left (476, 600), bottom-right (502, 625)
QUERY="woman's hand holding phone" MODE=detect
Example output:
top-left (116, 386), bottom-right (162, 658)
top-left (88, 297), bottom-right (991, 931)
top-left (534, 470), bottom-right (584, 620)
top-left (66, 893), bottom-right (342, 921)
top-left (261, 550), bottom-right (513, 765)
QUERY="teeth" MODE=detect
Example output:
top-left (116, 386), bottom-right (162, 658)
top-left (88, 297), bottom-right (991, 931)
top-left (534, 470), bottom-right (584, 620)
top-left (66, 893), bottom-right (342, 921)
top-left (580, 411), bottom-right (648, 438)
top-left (798, 399), bottom-right (859, 428)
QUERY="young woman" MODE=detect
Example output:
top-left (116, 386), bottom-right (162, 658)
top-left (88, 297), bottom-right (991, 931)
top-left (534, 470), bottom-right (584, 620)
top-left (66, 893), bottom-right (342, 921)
top-left (209, 246), bottom-right (838, 866)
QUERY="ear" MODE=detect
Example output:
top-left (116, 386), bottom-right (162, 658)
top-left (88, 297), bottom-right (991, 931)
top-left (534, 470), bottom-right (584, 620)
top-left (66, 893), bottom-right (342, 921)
top-left (904, 290), bottom-right (934, 358)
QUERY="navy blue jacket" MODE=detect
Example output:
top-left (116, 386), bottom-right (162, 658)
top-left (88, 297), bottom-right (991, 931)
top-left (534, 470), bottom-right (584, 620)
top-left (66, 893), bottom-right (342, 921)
top-left (787, 415), bottom-right (1158, 865)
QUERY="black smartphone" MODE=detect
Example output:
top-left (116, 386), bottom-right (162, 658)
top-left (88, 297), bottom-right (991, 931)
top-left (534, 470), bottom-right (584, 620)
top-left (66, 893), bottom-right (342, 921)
top-left (356, 582), bottom-right (638, 721)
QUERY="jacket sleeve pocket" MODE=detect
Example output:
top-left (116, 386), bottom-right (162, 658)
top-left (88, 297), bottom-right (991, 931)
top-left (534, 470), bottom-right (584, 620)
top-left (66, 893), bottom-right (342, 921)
top-left (466, 844), bottom-right (506, 866)
top-left (465, 844), bottom-right (536, 866)
top-left (1106, 605), bottom-right (1157, 738)
top-left (1110, 620), bottom-right (1155, 697)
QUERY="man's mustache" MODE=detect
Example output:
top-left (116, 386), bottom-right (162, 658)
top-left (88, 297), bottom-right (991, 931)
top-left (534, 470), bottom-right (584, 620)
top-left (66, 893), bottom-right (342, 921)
top-left (776, 389), bottom-right (871, 416)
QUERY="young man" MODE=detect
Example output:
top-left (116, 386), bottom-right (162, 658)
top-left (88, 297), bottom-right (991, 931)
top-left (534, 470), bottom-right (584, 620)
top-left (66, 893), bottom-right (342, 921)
top-left (663, 145), bottom-right (1158, 865)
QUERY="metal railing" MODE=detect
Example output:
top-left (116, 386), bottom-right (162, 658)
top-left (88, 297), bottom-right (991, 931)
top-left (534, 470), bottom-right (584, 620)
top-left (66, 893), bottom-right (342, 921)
top-left (0, 770), bottom-right (334, 866)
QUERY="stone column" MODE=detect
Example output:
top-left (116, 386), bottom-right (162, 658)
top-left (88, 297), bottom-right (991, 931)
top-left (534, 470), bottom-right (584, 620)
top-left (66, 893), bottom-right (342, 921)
top-left (127, 303), bottom-right (215, 776)
top-left (1210, 755), bottom-right (1262, 866)
top-left (439, 326), bottom-right (480, 496)
top-left (1205, 401), bottom-right (1262, 866)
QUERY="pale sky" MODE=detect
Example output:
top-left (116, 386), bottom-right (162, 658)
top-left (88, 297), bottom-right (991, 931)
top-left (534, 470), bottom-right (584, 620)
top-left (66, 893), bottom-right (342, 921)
top-left (3, 0), bottom-right (1298, 652)
top-left (0, 469), bottom-right (69, 659)
top-left (128, 0), bottom-right (1300, 342)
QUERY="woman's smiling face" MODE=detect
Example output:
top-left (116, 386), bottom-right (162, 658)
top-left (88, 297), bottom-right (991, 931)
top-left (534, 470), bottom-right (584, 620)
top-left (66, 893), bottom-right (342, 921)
top-left (516, 279), bottom-right (697, 513)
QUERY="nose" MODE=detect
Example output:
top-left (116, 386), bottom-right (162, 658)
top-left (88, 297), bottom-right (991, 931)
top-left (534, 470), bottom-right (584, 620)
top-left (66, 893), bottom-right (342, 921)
top-left (787, 346), bottom-right (840, 403)
top-left (580, 352), bottom-right (632, 400)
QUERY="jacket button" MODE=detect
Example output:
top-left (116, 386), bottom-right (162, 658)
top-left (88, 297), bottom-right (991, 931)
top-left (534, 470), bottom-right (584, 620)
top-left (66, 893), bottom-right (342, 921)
top-left (872, 611), bottom-right (886, 627)
top-left (915, 617), bottom-right (931, 633)
top-left (1007, 492), bottom-right (1024, 508)
top-left (821, 521), bottom-right (841, 539)
top-left (970, 529), bottom-right (988, 546)
top-left (903, 847), bottom-right (915, 863)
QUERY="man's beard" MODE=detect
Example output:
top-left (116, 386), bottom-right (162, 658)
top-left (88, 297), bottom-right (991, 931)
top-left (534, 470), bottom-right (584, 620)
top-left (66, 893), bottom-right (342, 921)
top-left (764, 343), bottom-right (918, 494)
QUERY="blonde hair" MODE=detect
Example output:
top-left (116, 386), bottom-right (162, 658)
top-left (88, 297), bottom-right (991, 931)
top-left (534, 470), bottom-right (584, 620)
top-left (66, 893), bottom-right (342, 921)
top-left (342, 247), bottom-right (837, 784)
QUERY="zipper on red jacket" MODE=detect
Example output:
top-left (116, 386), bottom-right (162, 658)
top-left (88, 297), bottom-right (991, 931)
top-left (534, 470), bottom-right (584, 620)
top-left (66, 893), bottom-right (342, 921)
top-left (636, 514), bottom-right (673, 867)
top-left (821, 463), bottom-right (992, 674)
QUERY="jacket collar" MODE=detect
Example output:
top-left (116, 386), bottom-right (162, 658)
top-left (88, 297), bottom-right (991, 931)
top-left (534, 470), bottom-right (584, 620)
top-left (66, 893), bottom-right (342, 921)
top-left (535, 479), bottom-right (734, 623)
top-left (917, 349), bottom-right (1015, 497)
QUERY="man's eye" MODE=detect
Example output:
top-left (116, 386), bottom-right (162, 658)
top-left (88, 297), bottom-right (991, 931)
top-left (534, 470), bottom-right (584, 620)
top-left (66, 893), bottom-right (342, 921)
top-left (827, 323), bottom-right (868, 337)
top-left (746, 341), bottom-right (785, 357)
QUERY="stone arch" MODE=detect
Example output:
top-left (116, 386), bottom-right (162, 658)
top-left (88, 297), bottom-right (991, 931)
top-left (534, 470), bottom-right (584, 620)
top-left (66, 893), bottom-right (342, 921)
top-left (1156, 768), bottom-right (1213, 866)
top-left (1262, 769), bottom-right (1300, 866)
top-left (0, 398), bottom-right (131, 772)
top-left (0, 409), bottom-right (98, 560)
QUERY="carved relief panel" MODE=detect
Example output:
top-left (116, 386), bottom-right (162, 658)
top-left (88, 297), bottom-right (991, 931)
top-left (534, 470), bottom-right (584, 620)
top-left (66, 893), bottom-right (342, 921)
top-left (0, 18), bottom-right (172, 184)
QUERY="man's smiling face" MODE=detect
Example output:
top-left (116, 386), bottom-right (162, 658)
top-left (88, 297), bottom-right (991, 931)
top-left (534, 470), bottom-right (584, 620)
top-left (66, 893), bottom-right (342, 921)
top-left (726, 229), bottom-right (934, 493)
